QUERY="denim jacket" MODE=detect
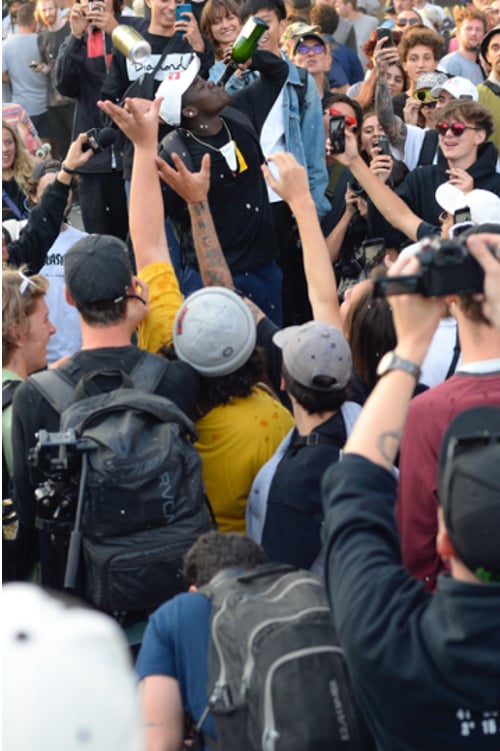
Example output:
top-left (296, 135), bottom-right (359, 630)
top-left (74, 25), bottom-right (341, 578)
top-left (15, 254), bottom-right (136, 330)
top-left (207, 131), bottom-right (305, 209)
top-left (209, 54), bottom-right (330, 218)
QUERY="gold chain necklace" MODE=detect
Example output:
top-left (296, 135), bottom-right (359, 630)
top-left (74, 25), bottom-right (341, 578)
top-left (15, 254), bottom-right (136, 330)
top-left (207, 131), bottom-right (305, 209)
top-left (184, 118), bottom-right (238, 173)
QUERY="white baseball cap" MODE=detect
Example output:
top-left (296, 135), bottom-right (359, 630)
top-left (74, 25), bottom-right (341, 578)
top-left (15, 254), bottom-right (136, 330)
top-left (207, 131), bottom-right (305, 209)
top-left (430, 76), bottom-right (478, 102)
top-left (156, 54), bottom-right (201, 126)
top-left (3, 584), bottom-right (142, 751)
top-left (435, 183), bottom-right (500, 225)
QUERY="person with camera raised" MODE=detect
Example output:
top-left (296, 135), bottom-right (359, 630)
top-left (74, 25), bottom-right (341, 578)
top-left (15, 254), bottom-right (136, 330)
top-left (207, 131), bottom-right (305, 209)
top-left (322, 246), bottom-right (500, 751)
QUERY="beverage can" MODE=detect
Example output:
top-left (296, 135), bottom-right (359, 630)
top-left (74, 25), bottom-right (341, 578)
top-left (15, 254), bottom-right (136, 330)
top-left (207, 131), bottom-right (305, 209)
top-left (112, 25), bottom-right (152, 64)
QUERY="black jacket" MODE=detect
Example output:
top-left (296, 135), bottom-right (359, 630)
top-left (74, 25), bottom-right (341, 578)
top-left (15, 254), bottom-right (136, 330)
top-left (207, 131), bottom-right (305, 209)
top-left (6, 178), bottom-right (71, 273)
top-left (369, 141), bottom-right (500, 248)
top-left (162, 49), bottom-right (288, 274)
top-left (53, 16), bottom-right (144, 173)
top-left (322, 455), bottom-right (500, 750)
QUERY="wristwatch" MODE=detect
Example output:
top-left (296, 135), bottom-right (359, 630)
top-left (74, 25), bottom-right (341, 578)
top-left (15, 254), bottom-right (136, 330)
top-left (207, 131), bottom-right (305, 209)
top-left (376, 351), bottom-right (421, 381)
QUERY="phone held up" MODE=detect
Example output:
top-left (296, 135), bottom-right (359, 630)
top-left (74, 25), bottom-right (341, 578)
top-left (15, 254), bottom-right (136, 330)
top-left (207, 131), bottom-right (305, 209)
top-left (375, 135), bottom-right (391, 156)
top-left (329, 114), bottom-right (345, 155)
top-left (175, 3), bottom-right (192, 37)
top-left (376, 26), bottom-right (393, 46)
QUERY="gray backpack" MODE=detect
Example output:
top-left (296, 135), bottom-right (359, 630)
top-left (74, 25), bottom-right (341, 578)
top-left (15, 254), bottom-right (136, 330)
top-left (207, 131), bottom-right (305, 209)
top-left (195, 564), bottom-right (374, 751)
top-left (30, 353), bottom-right (210, 615)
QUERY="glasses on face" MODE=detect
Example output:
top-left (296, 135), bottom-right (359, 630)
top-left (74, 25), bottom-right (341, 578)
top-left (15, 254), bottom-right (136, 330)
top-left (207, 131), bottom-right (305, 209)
top-left (414, 90), bottom-right (436, 103)
top-left (295, 43), bottom-right (324, 55)
top-left (435, 121), bottom-right (481, 137)
top-left (326, 107), bottom-right (358, 130)
top-left (396, 17), bottom-right (420, 26)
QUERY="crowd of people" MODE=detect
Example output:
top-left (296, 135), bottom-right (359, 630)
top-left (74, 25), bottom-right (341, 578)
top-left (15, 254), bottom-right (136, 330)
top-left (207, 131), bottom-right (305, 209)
top-left (2, 0), bottom-right (500, 748)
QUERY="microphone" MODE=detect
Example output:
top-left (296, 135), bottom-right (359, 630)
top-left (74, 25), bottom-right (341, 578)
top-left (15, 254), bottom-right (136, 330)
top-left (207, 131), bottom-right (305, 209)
top-left (83, 127), bottom-right (117, 153)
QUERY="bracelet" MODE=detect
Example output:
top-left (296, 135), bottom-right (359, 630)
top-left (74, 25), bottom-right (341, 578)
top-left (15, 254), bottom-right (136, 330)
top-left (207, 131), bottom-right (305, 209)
top-left (61, 162), bottom-right (77, 175)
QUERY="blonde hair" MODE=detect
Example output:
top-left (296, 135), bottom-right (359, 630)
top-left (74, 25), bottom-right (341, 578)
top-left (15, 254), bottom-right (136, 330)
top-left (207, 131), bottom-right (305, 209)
top-left (2, 121), bottom-right (36, 196)
top-left (2, 267), bottom-right (49, 364)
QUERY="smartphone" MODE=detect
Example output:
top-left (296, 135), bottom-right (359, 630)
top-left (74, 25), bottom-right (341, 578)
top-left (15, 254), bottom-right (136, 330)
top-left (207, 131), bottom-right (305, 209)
top-left (175, 3), bottom-right (191, 37)
top-left (362, 238), bottom-right (386, 270)
top-left (376, 27), bottom-right (393, 46)
top-left (88, 1), bottom-right (103, 10)
top-left (375, 135), bottom-right (391, 156)
top-left (453, 207), bottom-right (472, 225)
top-left (329, 115), bottom-right (345, 155)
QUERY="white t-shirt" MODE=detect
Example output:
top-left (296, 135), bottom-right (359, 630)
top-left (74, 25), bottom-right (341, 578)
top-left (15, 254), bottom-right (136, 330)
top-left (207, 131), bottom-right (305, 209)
top-left (40, 225), bottom-right (86, 364)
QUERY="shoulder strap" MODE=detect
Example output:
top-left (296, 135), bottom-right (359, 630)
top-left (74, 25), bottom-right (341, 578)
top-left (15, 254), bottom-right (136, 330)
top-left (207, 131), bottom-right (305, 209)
top-left (296, 65), bottom-right (308, 114)
top-left (417, 129), bottom-right (439, 167)
top-left (2, 380), bottom-right (21, 411)
top-left (483, 79), bottom-right (500, 96)
top-left (445, 326), bottom-right (461, 380)
top-left (292, 431), bottom-right (344, 449)
top-left (29, 351), bottom-right (169, 415)
top-left (2, 188), bottom-right (26, 220)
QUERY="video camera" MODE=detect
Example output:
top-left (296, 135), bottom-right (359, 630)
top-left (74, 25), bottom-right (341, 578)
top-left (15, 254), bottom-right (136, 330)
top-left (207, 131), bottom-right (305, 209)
top-left (373, 236), bottom-right (490, 298)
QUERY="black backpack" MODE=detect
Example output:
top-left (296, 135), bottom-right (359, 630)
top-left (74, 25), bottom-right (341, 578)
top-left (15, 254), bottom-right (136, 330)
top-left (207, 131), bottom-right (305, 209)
top-left (3, 379), bottom-right (22, 581)
top-left (195, 564), bottom-right (374, 751)
top-left (29, 352), bottom-right (210, 615)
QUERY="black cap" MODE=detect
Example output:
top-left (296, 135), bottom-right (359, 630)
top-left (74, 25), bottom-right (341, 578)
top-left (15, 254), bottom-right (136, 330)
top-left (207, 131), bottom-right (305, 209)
top-left (438, 407), bottom-right (500, 582)
top-left (480, 25), bottom-right (500, 62)
top-left (64, 234), bottom-right (132, 306)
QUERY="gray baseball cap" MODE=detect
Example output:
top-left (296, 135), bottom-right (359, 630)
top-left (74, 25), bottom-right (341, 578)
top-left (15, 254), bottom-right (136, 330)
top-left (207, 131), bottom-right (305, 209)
top-left (273, 321), bottom-right (352, 391)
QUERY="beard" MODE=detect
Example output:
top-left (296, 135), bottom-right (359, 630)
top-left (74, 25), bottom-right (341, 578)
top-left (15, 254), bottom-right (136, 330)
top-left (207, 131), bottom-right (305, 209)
top-left (463, 41), bottom-right (481, 53)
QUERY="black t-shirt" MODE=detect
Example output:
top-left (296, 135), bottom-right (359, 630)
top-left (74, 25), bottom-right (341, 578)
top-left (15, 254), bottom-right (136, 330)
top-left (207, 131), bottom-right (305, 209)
top-left (164, 112), bottom-right (278, 274)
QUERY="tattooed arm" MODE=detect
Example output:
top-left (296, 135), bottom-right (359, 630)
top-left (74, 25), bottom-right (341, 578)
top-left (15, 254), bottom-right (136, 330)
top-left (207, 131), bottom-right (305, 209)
top-left (341, 254), bottom-right (445, 470)
top-left (373, 42), bottom-right (408, 155)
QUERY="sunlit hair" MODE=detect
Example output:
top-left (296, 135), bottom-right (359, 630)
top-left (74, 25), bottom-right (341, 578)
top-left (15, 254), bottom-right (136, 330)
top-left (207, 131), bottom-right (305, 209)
top-left (200, 0), bottom-right (241, 59)
top-left (2, 121), bottom-right (35, 195)
top-left (453, 3), bottom-right (488, 30)
top-left (2, 267), bottom-right (49, 363)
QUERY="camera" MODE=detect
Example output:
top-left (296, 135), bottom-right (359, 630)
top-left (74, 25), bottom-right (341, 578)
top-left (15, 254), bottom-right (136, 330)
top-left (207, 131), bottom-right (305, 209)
top-left (88, 1), bottom-right (103, 10)
top-left (373, 236), bottom-right (489, 298)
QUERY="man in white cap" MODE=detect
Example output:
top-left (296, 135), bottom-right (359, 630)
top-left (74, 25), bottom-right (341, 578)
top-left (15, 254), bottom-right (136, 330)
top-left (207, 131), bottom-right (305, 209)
top-left (478, 25), bottom-right (500, 150)
top-left (154, 47), bottom-right (289, 324)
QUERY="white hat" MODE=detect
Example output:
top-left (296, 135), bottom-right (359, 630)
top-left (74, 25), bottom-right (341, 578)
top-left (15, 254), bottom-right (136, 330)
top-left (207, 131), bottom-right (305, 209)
top-left (156, 54), bottom-right (201, 126)
top-left (173, 287), bottom-right (257, 377)
top-left (430, 76), bottom-right (479, 102)
top-left (435, 183), bottom-right (500, 225)
top-left (3, 584), bottom-right (142, 751)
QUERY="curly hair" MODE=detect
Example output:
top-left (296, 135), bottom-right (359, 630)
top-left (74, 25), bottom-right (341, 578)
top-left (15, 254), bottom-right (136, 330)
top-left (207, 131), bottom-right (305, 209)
top-left (397, 26), bottom-right (443, 62)
top-left (2, 121), bottom-right (35, 196)
top-left (200, 0), bottom-right (241, 60)
top-left (2, 267), bottom-right (49, 364)
top-left (197, 348), bottom-right (266, 412)
top-left (183, 530), bottom-right (267, 587)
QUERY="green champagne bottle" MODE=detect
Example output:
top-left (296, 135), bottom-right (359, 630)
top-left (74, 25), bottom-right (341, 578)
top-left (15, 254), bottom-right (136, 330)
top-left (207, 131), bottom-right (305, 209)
top-left (217, 16), bottom-right (269, 87)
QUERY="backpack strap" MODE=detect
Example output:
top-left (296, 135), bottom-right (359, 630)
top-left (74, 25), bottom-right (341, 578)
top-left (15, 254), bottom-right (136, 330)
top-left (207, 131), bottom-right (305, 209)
top-left (482, 79), bottom-right (500, 96)
top-left (417, 129), bottom-right (439, 167)
top-left (445, 325), bottom-right (461, 380)
top-left (2, 380), bottom-right (21, 411)
top-left (129, 350), bottom-right (169, 392)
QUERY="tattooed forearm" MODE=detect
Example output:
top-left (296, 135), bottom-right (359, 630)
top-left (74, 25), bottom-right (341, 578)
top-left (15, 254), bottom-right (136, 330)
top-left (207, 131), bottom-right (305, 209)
top-left (376, 428), bottom-right (403, 466)
top-left (375, 77), bottom-right (407, 153)
top-left (190, 201), bottom-right (233, 288)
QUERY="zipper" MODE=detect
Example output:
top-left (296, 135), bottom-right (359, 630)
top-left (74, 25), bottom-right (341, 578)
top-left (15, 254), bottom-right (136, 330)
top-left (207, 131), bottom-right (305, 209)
top-left (211, 576), bottom-right (323, 706)
top-left (262, 645), bottom-right (344, 751)
top-left (240, 604), bottom-right (330, 697)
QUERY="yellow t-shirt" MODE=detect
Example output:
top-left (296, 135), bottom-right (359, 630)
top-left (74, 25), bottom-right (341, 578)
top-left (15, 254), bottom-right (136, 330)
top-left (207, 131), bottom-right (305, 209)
top-left (137, 261), bottom-right (182, 353)
top-left (195, 386), bottom-right (295, 534)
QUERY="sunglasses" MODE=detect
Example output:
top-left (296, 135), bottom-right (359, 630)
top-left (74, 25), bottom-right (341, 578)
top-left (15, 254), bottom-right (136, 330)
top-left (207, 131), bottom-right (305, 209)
top-left (396, 17), bottom-right (420, 26)
top-left (414, 90), bottom-right (436, 103)
top-left (295, 43), bottom-right (325, 55)
top-left (435, 121), bottom-right (481, 137)
top-left (326, 107), bottom-right (358, 130)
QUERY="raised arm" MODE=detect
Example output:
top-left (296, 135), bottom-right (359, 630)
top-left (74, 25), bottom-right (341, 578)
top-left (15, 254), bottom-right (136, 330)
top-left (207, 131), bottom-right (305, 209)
top-left (262, 152), bottom-right (342, 330)
top-left (155, 152), bottom-right (233, 289)
top-left (332, 131), bottom-right (422, 241)
top-left (98, 96), bottom-right (171, 271)
top-left (373, 41), bottom-right (408, 154)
